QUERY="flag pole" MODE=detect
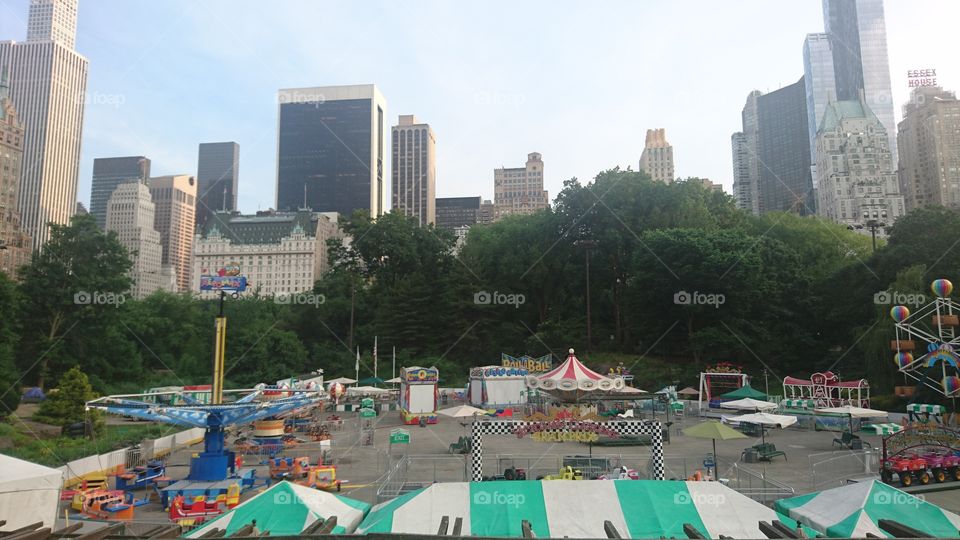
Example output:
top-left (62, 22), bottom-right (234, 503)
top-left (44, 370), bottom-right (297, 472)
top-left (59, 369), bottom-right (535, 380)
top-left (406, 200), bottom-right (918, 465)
top-left (355, 346), bottom-right (360, 387)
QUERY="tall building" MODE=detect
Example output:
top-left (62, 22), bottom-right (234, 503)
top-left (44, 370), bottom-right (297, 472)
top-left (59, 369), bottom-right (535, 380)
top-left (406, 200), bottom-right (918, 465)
top-left (105, 181), bottom-right (164, 299)
top-left (196, 142), bottom-right (239, 230)
top-left (815, 96), bottom-right (904, 231)
top-left (436, 196), bottom-right (481, 230)
top-left (148, 175), bottom-right (196, 292)
top-left (193, 210), bottom-right (341, 297)
top-left (391, 115), bottom-right (435, 226)
top-left (638, 128), bottom-right (675, 183)
top-left (897, 87), bottom-right (960, 212)
top-left (803, 32), bottom-right (836, 184)
top-left (756, 77), bottom-right (814, 214)
top-left (89, 156), bottom-right (151, 229)
top-left (732, 91), bottom-right (762, 215)
top-left (493, 152), bottom-right (548, 220)
top-left (479, 199), bottom-right (495, 225)
top-left (0, 0), bottom-right (88, 250)
top-left (0, 67), bottom-right (30, 278)
top-left (276, 84), bottom-right (386, 218)
top-left (822, 0), bottom-right (896, 167)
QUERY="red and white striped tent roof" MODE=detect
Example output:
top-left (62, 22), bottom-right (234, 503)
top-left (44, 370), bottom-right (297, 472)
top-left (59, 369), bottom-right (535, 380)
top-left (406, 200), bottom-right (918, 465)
top-left (526, 349), bottom-right (624, 398)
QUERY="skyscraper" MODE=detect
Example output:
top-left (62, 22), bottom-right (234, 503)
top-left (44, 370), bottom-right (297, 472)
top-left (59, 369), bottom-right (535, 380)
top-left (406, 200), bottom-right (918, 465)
top-left (391, 115), bottom-right (436, 226)
top-left (732, 91), bottom-right (762, 215)
top-left (756, 77), bottom-right (814, 214)
top-left (822, 0), bottom-right (896, 167)
top-left (148, 175), bottom-right (196, 292)
top-left (196, 142), bottom-right (239, 230)
top-left (638, 129), bottom-right (675, 183)
top-left (89, 156), bottom-right (151, 229)
top-left (276, 84), bottom-right (386, 218)
top-left (493, 152), bottom-right (548, 220)
top-left (815, 96), bottom-right (903, 231)
top-left (105, 181), bottom-right (164, 299)
top-left (897, 86), bottom-right (960, 212)
top-left (435, 196), bottom-right (482, 230)
top-left (803, 32), bottom-right (836, 184)
top-left (0, 67), bottom-right (30, 278)
top-left (0, 0), bottom-right (88, 250)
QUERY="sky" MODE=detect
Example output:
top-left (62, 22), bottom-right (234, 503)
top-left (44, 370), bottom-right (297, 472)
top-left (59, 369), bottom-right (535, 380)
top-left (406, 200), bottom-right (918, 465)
top-left (1, 0), bottom-right (958, 214)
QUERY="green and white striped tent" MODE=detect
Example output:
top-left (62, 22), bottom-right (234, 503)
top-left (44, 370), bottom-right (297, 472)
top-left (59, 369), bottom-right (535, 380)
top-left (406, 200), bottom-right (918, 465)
top-left (782, 399), bottom-right (816, 409)
top-left (907, 403), bottom-right (945, 414)
top-left (358, 480), bottom-right (779, 539)
top-left (775, 480), bottom-right (960, 538)
top-left (863, 423), bottom-right (904, 435)
top-left (184, 481), bottom-right (370, 537)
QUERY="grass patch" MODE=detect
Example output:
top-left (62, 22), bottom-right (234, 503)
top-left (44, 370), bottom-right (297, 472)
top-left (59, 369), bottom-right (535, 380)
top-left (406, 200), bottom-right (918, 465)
top-left (0, 420), bottom-right (178, 467)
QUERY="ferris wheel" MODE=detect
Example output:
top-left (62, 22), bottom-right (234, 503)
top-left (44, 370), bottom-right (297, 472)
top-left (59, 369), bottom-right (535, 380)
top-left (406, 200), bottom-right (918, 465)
top-left (891, 279), bottom-right (960, 397)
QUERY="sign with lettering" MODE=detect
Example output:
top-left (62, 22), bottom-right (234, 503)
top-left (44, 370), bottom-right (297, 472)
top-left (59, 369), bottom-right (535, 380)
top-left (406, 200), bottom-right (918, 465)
top-left (502, 353), bottom-right (553, 373)
top-left (514, 420), bottom-right (620, 442)
top-left (907, 69), bottom-right (937, 88)
top-left (200, 275), bottom-right (247, 292)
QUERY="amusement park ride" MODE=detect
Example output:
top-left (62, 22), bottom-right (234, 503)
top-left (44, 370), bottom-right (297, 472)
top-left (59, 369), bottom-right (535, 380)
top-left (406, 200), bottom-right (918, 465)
top-left (891, 279), bottom-right (960, 398)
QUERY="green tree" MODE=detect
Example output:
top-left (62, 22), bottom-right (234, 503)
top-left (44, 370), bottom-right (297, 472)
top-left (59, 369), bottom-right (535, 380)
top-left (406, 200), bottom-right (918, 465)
top-left (17, 214), bottom-right (132, 388)
top-left (35, 366), bottom-right (101, 432)
top-left (0, 272), bottom-right (21, 417)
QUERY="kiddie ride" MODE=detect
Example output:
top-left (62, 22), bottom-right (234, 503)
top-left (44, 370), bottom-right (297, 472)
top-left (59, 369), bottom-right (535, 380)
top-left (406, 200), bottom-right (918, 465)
top-left (168, 494), bottom-right (227, 525)
top-left (114, 459), bottom-right (169, 491)
top-left (86, 387), bottom-right (321, 508)
top-left (538, 466), bottom-right (584, 481)
top-left (268, 455), bottom-right (343, 491)
top-left (598, 466), bottom-right (640, 480)
top-left (880, 424), bottom-right (960, 487)
top-left (73, 489), bottom-right (150, 521)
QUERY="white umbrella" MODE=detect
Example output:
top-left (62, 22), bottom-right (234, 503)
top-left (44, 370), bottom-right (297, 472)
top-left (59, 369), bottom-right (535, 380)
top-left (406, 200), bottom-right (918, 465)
top-left (727, 412), bottom-right (797, 444)
top-left (438, 405), bottom-right (488, 418)
top-left (385, 377), bottom-right (402, 384)
top-left (328, 376), bottom-right (357, 385)
top-left (347, 385), bottom-right (389, 395)
top-left (721, 398), bottom-right (777, 412)
top-left (612, 386), bottom-right (647, 394)
top-left (815, 406), bottom-right (888, 433)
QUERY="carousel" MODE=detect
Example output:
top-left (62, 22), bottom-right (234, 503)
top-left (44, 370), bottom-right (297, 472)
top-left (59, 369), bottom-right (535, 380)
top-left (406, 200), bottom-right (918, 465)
top-left (525, 349), bottom-right (626, 407)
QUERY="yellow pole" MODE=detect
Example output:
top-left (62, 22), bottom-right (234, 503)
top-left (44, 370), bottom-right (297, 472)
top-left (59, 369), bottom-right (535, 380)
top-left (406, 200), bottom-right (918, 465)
top-left (213, 316), bottom-right (226, 404)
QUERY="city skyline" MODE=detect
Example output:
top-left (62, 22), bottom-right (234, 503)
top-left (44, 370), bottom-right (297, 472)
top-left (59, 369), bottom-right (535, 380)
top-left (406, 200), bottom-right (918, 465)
top-left (0, 0), bottom-right (957, 216)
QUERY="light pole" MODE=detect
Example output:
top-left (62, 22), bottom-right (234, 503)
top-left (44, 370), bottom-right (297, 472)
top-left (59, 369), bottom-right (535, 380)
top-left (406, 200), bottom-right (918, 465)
top-left (577, 240), bottom-right (597, 352)
top-left (865, 219), bottom-right (885, 252)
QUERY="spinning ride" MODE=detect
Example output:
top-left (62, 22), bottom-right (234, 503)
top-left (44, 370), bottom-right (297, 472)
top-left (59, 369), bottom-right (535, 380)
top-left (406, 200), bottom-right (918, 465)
top-left (87, 388), bottom-right (320, 481)
top-left (891, 279), bottom-right (960, 397)
top-left (525, 348), bottom-right (624, 402)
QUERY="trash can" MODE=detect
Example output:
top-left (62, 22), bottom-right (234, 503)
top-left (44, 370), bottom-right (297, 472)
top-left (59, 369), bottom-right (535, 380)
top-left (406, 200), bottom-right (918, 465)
top-left (743, 448), bottom-right (759, 464)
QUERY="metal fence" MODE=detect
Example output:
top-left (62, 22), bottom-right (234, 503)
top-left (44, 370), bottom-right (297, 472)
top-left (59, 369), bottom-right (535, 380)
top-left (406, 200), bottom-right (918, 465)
top-left (376, 454), bottom-right (467, 502)
top-left (725, 463), bottom-right (795, 506)
top-left (809, 449), bottom-right (877, 491)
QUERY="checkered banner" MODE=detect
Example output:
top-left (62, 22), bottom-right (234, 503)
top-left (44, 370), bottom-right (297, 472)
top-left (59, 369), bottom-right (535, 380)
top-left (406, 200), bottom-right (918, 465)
top-left (782, 399), bottom-right (816, 409)
top-left (469, 419), bottom-right (664, 481)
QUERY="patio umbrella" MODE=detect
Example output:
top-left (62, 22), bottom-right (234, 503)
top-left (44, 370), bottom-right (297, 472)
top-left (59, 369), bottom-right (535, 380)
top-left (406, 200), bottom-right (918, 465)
top-left (327, 376), bottom-right (357, 385)
top-left (683, 420), bottom-right (748, 472)
top-left (438, 405), bottom-right (488, 418)
top-left (720, 398), bottom-right (777, 412)
top-left (385, 377), bottom-right (402, 384)
top-left (677, 387), bottom-right (700, 397)
top-left (347, 385), bottom-right (389, 395)
top-left (814, 406), bottom-right (888, 434)
top-left (727, 412), bottom-right (797, 444)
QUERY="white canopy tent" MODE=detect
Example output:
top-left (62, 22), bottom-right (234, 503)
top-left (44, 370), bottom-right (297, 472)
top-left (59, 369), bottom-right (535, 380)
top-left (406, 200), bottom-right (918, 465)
top-left (347, 386), bottom-right (390, 395)
top-left (720, 398), bottom-right (777, 412)
top-left (815, 406), bottom-right (888, 433)
top-left (0, 454), bottom-right (62, 529)
top-left (327, 377), bottom-right (357, 385)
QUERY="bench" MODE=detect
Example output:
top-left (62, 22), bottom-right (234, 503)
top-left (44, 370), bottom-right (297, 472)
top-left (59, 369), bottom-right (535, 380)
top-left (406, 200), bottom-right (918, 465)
top-left (754, 443), bottom-right (786, 461)
top-left (833, 431), bottom-right (870, 450)
top-left (448, 436), bottom-right (473, 454)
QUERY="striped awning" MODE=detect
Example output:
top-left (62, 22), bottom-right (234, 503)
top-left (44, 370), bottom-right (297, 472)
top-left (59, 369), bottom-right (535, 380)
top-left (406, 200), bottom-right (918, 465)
top-left (907, 403), bottom-right (945, 414)
top-left (863, 423), bottom-right (904, 435)
top-left (782, 399), bottom-right (815, 409)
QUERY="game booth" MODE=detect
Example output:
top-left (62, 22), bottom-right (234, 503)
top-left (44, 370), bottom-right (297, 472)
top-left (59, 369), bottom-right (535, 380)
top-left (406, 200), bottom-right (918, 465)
top-left (698, 363), bottom-right (750, 410)
top-left (779, 372), bottom-right (871, 431)
top-left (399, 366), bottom-right (439, 425)
top-left (467, 366), bottom-right (530, 408)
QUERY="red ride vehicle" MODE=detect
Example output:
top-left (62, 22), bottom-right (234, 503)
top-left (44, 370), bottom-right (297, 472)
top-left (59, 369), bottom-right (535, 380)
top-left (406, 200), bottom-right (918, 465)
top-left (881, 455), bottom-right (930, 487)
top-left (919, 452), bottom-right (960, 483)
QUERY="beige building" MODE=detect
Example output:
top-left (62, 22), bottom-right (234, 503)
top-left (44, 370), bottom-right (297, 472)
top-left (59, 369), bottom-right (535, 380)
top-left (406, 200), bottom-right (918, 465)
top-left (149, 175), bottom-right (196, 292)
top-left (897, 86), bottom-right (960, 212)
top-left (815, 97), bottom-right (904, 232)
top-left (0, 69), bottom-right (30, 278)
top-left (192, 211), bottom-right (341, 297)
top-left (105, 181), bottom-right (165, 299)
top-left (639, 128), bottom-right (675, 183)
top-left (493, 152), bottom-right (548, 219)
top-left (478, 199), bottom-right (495, 224)
top-left (0, 0), bottom-right (88, 250)
top-left (391, 115), bottom-right (436, 226)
